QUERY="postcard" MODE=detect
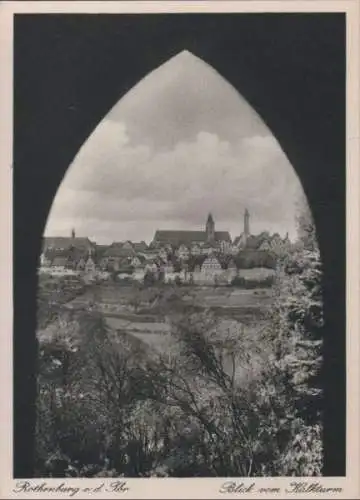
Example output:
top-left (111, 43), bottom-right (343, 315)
top-left (0, 1), bottom-right (359, 498)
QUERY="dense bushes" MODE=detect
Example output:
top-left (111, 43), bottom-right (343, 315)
top-left (36, 270), bottom-right (323, 477)
top-left (263, 199), bottom-right (323, 472)
top-left (37, 277), bottom-right (86, 329)
top-left (235, 250), bottom-right (277, 270)
top-left (231, 275), bottom-right (275, 289)
top-left (35, 199), bottom-right (323, 476)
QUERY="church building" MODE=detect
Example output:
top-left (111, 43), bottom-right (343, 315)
top-left (152, 213), bottom-right (231, 248)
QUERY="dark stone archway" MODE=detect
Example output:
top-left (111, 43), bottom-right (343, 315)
top-left (14, 13), bottom-right (345, 477)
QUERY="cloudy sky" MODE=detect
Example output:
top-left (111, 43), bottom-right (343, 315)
top-left (45, 50), bottom-right (304, 244)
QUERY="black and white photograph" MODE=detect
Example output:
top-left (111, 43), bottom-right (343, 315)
top-left (36, 50), bottom-right (324, 479)
top-left (4, 0), bottom-right (360, 494)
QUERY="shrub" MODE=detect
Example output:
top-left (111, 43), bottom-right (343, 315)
top-left (231, 275), bottom-right (274, 288)
top-left (36, 199), bottom-right (324, 477)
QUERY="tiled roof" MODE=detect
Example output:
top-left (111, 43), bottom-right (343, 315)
top-left (43, 237), bottom-right (94, 251)
top-left (214, 231), bottom-right (232, 242)
top-left (133, 241), bottom-right (148, 252)
top-left (44, 249), bottom-right (69, 258)
top-left (153, 230), bottom-right (231, 245)
top-left (67, 246), bottom-right (88, 261)
top-left (103, 243), bottom-right (135, 257)
top-left (132, 255), bottom-right (146, 263)
top-left (51, 256), bottom-right (69, 267)
top-left (94, 245), bottom-right (110, 258)
top-left (45, 246), bottom-right (92, 265)
top-left (233, 232), bottom-right (288, 251)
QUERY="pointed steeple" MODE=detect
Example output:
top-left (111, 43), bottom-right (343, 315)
top-left (206, 212), bottom-right (215, 243)
top-left (244, 208), bottom-right (250, 237)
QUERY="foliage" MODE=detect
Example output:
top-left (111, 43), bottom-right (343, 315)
top-left (36, 201), bottom-right (324, 477)
top-left (37, 276), bottom-right (86, 329)
top-left (295, 195), bottom-right (318, 252)
top-left (144, 270), bottom-right (157, 287)
top-left (263, 197), bottom-right (324, 472)
top-left (231, 275), bottom-right (275, 289)
top-left (236, 250), bottom-right (277, 270)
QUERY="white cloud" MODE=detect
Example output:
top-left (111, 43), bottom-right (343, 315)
top-left (45, 51), bottom-right (307, 243)
top-left (46, 120), bottom-right (303, 243)
top-left (106, 51), bottom-right (269, 149)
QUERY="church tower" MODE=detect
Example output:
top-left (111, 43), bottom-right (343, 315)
top-left (206, 213), bottom-right (215, 243)
top-left (244, 208), bottom-right (250, 238)
top-left (71, 228), bottom-right (76, 239)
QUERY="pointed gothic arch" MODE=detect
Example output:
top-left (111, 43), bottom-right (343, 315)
top-left (14, 15), bottom-right (345, 477)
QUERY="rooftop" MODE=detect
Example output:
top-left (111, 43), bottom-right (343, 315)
top-left (153, 230), bottom-right (231, 245)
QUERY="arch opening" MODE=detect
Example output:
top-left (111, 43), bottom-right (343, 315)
top-left (36, 49), bottom-right (324, 478)
top-left (44, 50), bottom-right (315, 249)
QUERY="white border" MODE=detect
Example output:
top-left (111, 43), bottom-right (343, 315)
top-left (0, 1), bottom-right (359, 499)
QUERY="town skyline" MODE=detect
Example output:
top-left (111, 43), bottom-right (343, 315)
top-left (41, 206), bottom-right (291, 281)
top-left (44, 208), bottom-right (294, 247)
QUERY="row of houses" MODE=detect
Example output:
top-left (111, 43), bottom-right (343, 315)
top-left (40, 239), bottom-right (279, 273)
top-left (150, 211), bottom-right (293, 255)
top-left (40, 216), bottom-right (293, 283)
top-left (143, 252), bottom-right (277, 285)
top-left (150, 233), bottom-right (291, 260)
top-left (40, 235), bottom-right (146, 277)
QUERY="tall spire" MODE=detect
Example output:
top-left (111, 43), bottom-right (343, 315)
top-left (206, 212), bottom-right (215, 243)
top-left (71, 228), bottom-right (76, 239)
top-left (244, 208), bottom-right (250, 237)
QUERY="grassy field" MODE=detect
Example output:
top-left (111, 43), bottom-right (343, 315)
top-left (184, 286), bottom-right (273, 307)
top-left (66, 283), bottom-right (273, 309)
top-left (237, 268), bottom-right (275, 279)
top-left (39, 282), bottom-right (274, 357)
top-left (100, 285), bottom-right (271, 354)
